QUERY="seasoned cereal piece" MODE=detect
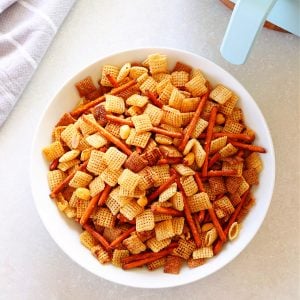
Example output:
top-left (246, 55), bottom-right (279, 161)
top-left (132, 114), bottom-right (153, 133)
top-left (223, 120), bottom-right (244, 134)
top-left (86, 133), bottom-right (107, 148)
top-left (147, 237), bottom-right (171, 252)
top-left (91, 244), bottom-right (111, 264)
top-left (181, 97), bottom-right (200, 113)
top-left (245, 152), bottom-right (263, 173)
top-left (171, 193), bottom-right (184, 211)
top-left (214, 196), bottom-right (235, 218)
top-left (69, 171), bottom-right (93, 188)
top-left (173, 239), bottom-right (196, 260)
top-left (188, 192), bottom-right (212, 213)
top-left (185, 75), bottom-right (208, 97)
top-left (89, 176), bottom-right (105, 197)
top-left (129, 66), bottom-right (148, 79)
top-left (173, 164), bottom-right (195, 176)
top-left (61, 124), bottom-right (81, 149)
top-left (126, 128), bottom-right (151, 148)
top-left (208, 177), bottom-right (227, 196)
top-left (105, 95), bottom-right (125, 114)
top-left (161, 106), bottom-right (182, 128)
top-left (112, 249), bottom-right (129, 267)
top-left (169, 88), bottom-right (185, 110)
top-left (42, 141), bottom-right (65, 161)
top-left (139, 77), bottom-right (157, 94)
top-left (159, 183), bottom-right (177, 202)
top-left (75, 76), bottom-right (97, 97)
top-left (120, 200), bottom-right (144, 220)
top-left (124, 152), bottom-right (148, 173)
top-left (126, 94), bottom-right (148, 107)
top-left (219, 94), bottom-right (238, 115)
top-left (80, 231), bottom-right (98, 250)
top-left (123, 234), bottom-right (146, 254)
top-left (100, 65), bottom-right (120, 87)
top-left (180, 176), bottom-right (198, 197)
top-left (47, 170), bottom-right (66, 191)
top-left (171, 71), bottom-right (189, 87)
top-left (193, 247), bottom-right (214, 259)
top-left (103, 147), bottom-right (127, 170)
top-left (164, 255), bottom-right (182, 274)
top-left (93, 207), bottom-right (115, 228)
top-left (210, 136), bottom-right (228, 154)
top-left (100, 167), bottom-right (123, 187)
top-left (136, 209), bottom-right (155, 232)
top-left (148, 53), bottom-right (168, 75)
top-left (143, 103), bottom-right (163, 126)
top-left (155, 219), bottom-right (175, 241)
top-left (87, 150), bottom-right (107, 175)
top-left (147, 257), bottom-right (166, 271)
top-left (210, 84), bottom-right (232, 104)
top-left (118, 169), bottom-right (141, 193)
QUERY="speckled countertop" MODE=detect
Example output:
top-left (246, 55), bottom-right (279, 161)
top-left (0, 1), bottom-right (299, 299)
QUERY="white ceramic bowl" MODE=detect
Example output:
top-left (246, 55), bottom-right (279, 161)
top-left (30, 47), bottom-right (275, 288)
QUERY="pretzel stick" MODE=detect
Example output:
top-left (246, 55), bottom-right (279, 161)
top-left (213, 190), bottom-right (250, 254)
top-left (49, 158), bottom-right (59, 171)
top-left (207, 170), bottom-right (237, 177)
top-left (71, 79), bottom-right (136, 118)
top-left (151, 127), bottom-right (183, 138)
top-left (121, 243), bottom-right (178, 264)
top-left (145, 90), bottom-right (163, 108)
top-left (202, 106), bottom-right (218, 177)
top-left (79, 192), bottom-right (101, 225)
top-left (122, 244), bottom-right (177, 270)
top-left (98, 184), bottom-right (112, 206)
top-left (176, 176), bottom-right (201, 248)
top-left (105, 115), bottom-right (182, 138)
top-left (229, 141), bottom-right (266, 153)
top-left (208, 152), bottom-right (221, 168)
top-left (50, 161), bottom-right (88, 198)
top-left (178, 92), bottom-right (209, 151)
top-left (194, 172), bottom-right (205, 192)
top-left (106, 74), bottom-right (119, 88)
top-left (82, 115), bottom-right (133, 156)
top-left (147, 173), bottom-right (177, 203)
top-left (83, 223), bottom-right (110, 251)
top-left (151, 205), bottom-right (184, 217)
top-left (109, 226), bottom-right (136, 249)
top-left (117, 213), bottom-right (136, 224)
top-left (157, 157), bottom-right (183, 165)
top-left (199, 132), bottom-right (254, 142)
top-left (194, 172), bottom-right (226, 242)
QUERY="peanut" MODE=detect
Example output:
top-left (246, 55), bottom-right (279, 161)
top-left (119, 125), bottom-right (131, 139)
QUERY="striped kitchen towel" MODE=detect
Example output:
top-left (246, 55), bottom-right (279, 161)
top-left (0, 0), bottom-right (75, 127)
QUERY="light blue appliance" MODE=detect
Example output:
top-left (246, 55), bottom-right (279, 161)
top-left (221, 0), bottom-right (300, 64)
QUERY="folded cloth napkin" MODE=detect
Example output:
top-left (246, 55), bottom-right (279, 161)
top-left (0, 0), bottom-right (75, 127)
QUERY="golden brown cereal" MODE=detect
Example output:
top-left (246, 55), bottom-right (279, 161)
top-left (93, 207), bottom-right (115, 228)
top-left (208, 177), bottom-right (227, 196)
top-left (80, 231), bottom-right (99, 250)
top-left (171, 71), bottom-right (189, 87)
top-left (143, 103), bottom-right (163, 126)
top-left (210, 136), bottom-right (228, 154)
top-left (129, 66), bottom-right (148, 79)
top-left (158, 82), bottom-right (174, 104)
top-left (185, 75), bottom-right (208, 97)
top-left (155, 219), bottom-right (175, 241)
top-left (118, 169), bottom-right (141, 193)
top-left (103, 147), bottom-right (127, 170)
top-left (225, 176), bottom-right (244, 194)
top-left (148, 53), bottom-right (168, 75)
top-left (47, 170), bottom-right (66, 191)
top-left (43, 141), bottom-right (65, 161)
top-left (173, 239), bottom-right (196, 260)
top-left (105, 95), bottom-right (125, 114)
top-left (164, 255), bottom-right (182, 274)
top-left (120, 200), bottom-right (144, 220)
top-left (193, 140), bottom-right (206, 168)
top-left (76, 199), bottom-right (90, 218)
top-left (245, 152), bottom-right (263, 173)
top-left (219, 143), bottom-right (238, 158)
top-left (210, 84), bottom-right (232, 104)
top-left (136, 209), bottom-right (155, 232)
top-left (101, 65), bottom-right (120, 87)
top-left (112, 249), bottom-right (129, 267)
top-left (214, 196), bottom-right (235, 218)
top-left (161, 106), bottom-right (182, 127)
top-left (152, 164), bottom-right (170, 186)
top-left (155, 133), bottom-right (173, 145)
top-left (123, 234), bottom-right (146, 254)
top-left (188, 192), bottom-right (212, 212)
top-left (126, 94), bottom-right (148, 107)
top-left (180, 176), bottom-right (199, 197)
top-left (91, 244), bottom-right (111, 264)
top-left (139, 77), bottom-right (157, 93)
top-left (78, 114), bottom-right (98, 136)
top-left (69, 171), bottom-right (93, 188)
top-left (100, 167), bottom-right (123, 187)
top-left (193, 247), bottom-right (214, 259)
top-left (61, 124), bottom-right (81, 149)
top-left (173, 164), bottom-right (195, 176)
top-left (124, 151), bottom-right (148, 173)
top-left (87, 150), bottom-right (107, 175)
top-left (147, 257), bottom-right (166, 271)
top-left (86, 133), bottom-right (107, 148)
top-left (169, 88), bottom-right (185, 110)
top-left (147, 237), bottom-right (171, 252)
top-left (132, 114), bottom-right (153, 133)
top-left (89, 176), bottom-right (105, 197)
top-left (223, 119), bottom-right (244, 134)
top-left (237, 177), bottom-right (250, 196)
top-left (219, 94), bottom-right (238, 115)
top-left (222, 161), bottom-right (244, 177)
top-left (159, 183), bottom-right (177, 202)
top-left (126, 128), bottom-right (151, 148)
top-left (184, 152), bottom-right (195, 166)
top-left (243, 168), bottom-right (259, 185)
top-left (191, 118), bottom-right (208, 138)
top-left (171, 193), bottom-right (184, 211)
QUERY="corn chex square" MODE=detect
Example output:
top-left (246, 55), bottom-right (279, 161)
top-left (91, 245), bottom-right (110, 264)
top-left (87, 150), bottom-right (107, 175)
top-left (112, 249), bottom-right (129, 267)
top-left (86, 133), bottom-right (107, 149)
top-left (188, 192), bottom-right (212, 213)
top-left (191, 118), bottom-right (208, 138)
top-left (171, 71), bottom-right (189, 87)
top-left (171, 192), bottom-right (184, 211)
top-left (210, 84), bottom-right (232, 104)
top-left (143, 103), bottom-right (163, 126)
top-left (193, 246), bottom-right (214, 259)
top-left (89, 176), bottom-right (105, 197)
top-left (172, 217), bottom-right (185, 235)
top-left (151, 165), bottom-right (170, 187)
top-left (173, 164), bottom-right (195, 176)
top-left (139, 77), bottom-right (157, 93)
top-left (100, 65), bottom-right (120, 87)
top-left (118, 169), bottom-right (141, 193)
top-left (103, 147), bottom-right (127, 170)
top-left (123, 234), bottom-right (146, 254)
top-left (43, 141), bottom-right (65, 161)
top-left (80, 231), bottom-right (98, 250)
top-left (136, 209), bottom-right (155, 232)
top-left (155, 219), bottom-right (175, 241)
top-left (126, 94), bottom-right (148, 107)
top-left (173, 239), bottom-right (196, 260)
top-left (105, 95), bottom-right (125, 114)
top-left (159, 183), bottom-right (177, 202)
top-left (120, 200), bottom-right (144, 220)
top-left (185, 75), bottom-right (208, 97)
top-left (93, 207), bottom-right (115, 228)
top-left (161, 106), bottom-right (182, 127)
top-left (147, 237), bottom-right (171, 253)
top-left (126, 128), bottom-right (151, 148)
top-left (47, 170), bottom-right (66, 191)
top-left (100, 167), bottom-right (123, 187)
top-left (132, 114), bottom-right (153, 133)
top-left (148, 53), bottom-right (168, 75)
top-left (180, 175), bottom-right (198, 197)
top-left (164, 255), bottom-right (182, 274)
top-left (69, 171), bottom-right (93, 188)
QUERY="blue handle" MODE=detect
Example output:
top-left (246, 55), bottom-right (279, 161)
top-left (220, 0), bottom-right (277, 64)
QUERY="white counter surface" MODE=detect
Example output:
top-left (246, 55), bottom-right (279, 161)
top-left (1, 1), bottom-right (299, 299)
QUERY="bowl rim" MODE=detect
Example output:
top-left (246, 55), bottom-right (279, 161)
top-left (30, 46), bottom-right (276, 288)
